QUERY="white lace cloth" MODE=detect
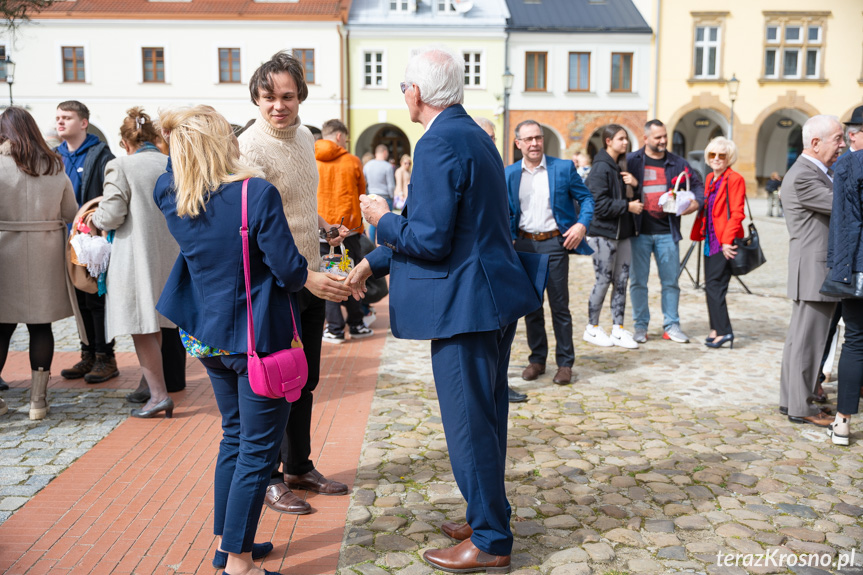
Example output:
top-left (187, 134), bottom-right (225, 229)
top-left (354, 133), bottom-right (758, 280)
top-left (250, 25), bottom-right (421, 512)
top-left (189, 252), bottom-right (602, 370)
top-left (70, 233), bottom-right (112, 278)
top-left (658, 190), bottom-right (696, 216)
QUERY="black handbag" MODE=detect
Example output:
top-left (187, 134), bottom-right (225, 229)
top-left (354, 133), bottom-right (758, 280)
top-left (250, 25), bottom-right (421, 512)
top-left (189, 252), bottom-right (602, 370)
top-left (820, 273), bottom-right (863, 299)
top-left (724, 181), bottom-right (766, 276)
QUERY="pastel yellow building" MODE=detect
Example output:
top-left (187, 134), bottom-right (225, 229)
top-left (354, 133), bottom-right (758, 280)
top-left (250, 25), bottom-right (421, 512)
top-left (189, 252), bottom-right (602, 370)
top-left (347, 0), bottom-right (509, 160)
top-left (648, 0), bottom-right (863, 190)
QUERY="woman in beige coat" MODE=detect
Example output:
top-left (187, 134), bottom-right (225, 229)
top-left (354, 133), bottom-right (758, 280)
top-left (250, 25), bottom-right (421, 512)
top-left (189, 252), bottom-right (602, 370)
top-left (0, 107), bottom-right (79, 420)
top-left (89, 108), bottom-right (178, 419)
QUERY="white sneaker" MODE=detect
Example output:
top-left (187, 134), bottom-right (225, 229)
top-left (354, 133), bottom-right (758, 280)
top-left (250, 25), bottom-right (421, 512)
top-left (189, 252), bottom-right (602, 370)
top-left (611, 325), bottom-right (639, 349)
top-left (362, 308), bottom-right (377, 328)
top-left (827, 415), bottom-right (850, 446)
top-left (583, 325), bottom-right (613, 347)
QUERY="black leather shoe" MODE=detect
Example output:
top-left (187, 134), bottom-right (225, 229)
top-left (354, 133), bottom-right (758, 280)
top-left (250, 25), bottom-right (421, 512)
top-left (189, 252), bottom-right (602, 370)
top-left (0, 377), bottom-right (8, 391)
top-left (781, 406), bottom-right (831, 417)
top-left (779, 406), bottom-right (788, 415)
top-left (126, 376), bottom-right (151, 403)
top-left (508, 386), bottom-right (527, 403)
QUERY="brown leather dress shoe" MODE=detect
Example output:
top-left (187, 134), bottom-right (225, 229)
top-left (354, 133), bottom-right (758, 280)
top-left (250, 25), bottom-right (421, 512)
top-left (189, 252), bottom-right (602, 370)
top-left (265, 483), bottom-right (312, 515)
top-left (423, 538), bottom-right (511, 574)
top-left (521, 363), bottom-right (545, 381)
top-left (441, 521), bottom-right (473, 541)
top-left (788, 412), bottom-right (834, 428)
top-left (552, 366), bottom-right (573, 385)
top-left (285, 469), bottom-right (349, 495)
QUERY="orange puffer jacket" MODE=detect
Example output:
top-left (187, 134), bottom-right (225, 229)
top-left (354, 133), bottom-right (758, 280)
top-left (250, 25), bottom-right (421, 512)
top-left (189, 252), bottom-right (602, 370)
top-left (315, 139), bottom-right (366, 233)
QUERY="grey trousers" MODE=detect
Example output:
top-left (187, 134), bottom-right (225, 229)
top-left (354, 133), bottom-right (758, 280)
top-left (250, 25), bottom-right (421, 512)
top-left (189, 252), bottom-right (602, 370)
top-left (779, 299), bottom-right (837, 417)
top-left (586, 236), bottom-right (631, 326)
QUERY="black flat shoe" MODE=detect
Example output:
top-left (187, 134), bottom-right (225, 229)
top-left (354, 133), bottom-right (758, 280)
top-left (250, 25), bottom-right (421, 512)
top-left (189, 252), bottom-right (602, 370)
top-left (704, 334), bottom-right (733, 349)
top-left (0, 377), bottom-right (8, 391)
top-left (213, 542), bottom-right (273, 568)
top-left (508, 386), bottom-right (528, 403)
top-left (126, 376), bottom-right (151, 403)
top-left (130, 397), bottom-right (174, 419)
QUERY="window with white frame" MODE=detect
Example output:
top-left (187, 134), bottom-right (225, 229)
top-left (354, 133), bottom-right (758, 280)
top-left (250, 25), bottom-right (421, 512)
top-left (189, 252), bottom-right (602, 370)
top-left (363, 51), bottom-right (384, 88)
top-left (436, 0), bottom-right (456, 13)
top-left (389, 0), bottom-right (412, 12)
top-left (463, 51), bottom-right (482, 87)
top-left (763, 18), bottom-right (824, 80)
top-left (693, 25), bottom-right (721, 79)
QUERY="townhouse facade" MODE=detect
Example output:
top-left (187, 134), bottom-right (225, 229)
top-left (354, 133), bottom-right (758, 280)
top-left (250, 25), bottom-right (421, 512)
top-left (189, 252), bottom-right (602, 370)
top-left (505, 0), bottom-right (652, 164)
top-left (646, 0), bottom-right (863, 189)
top-left (346, 0), bottom-right (509, 159)
top-left (1, 0), bottom-right (349, 157)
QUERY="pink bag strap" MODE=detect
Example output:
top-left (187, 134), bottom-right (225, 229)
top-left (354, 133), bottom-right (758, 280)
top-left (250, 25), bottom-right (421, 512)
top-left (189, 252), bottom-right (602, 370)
top-left (241, 178), bottom-right (300, 357)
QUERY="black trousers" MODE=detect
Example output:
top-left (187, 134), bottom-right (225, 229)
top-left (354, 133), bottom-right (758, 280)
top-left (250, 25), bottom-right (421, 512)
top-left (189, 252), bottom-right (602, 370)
top-left (704, 252), bottom-right (733, 335)
top-left (273, 288), bottom-right (325, 479)
top-left (161, 327), bottom-right (187, 392)
top-left (838, 298), bottom-right (863, 415)
top-left (75, 288), bottom-right (115, 356)
top-left (819, 303), bottom-right (843, 384)
top-left (322, 235), bottom-right (365, 333)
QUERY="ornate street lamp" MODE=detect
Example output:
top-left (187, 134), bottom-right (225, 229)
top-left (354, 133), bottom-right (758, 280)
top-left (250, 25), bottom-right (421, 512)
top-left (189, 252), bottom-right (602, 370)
top-left (727, 74), bottom-right (739, 140)
top-left (5, 55), bottom-right (15, 107)
top-left (502, 68), bottom-right (514, 163)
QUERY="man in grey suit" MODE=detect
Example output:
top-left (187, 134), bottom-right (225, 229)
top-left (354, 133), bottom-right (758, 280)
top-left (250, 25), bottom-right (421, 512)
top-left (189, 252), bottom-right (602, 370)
top-left (779, 115), bottom-right (846, 426)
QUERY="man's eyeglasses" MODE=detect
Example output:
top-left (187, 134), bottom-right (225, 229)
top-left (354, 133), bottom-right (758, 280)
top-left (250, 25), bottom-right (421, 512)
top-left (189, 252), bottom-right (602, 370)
top-left (517, 135), bottom-right (544, 144)
top-left (707, 152), bottom-right (727, 160)
top-left (400, 82), bottom-right (413, 94)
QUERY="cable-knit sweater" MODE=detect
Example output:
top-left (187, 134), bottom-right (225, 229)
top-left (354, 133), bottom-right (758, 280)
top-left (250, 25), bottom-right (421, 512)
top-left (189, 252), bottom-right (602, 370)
top-left (239, 115), bottom-right (320, 271)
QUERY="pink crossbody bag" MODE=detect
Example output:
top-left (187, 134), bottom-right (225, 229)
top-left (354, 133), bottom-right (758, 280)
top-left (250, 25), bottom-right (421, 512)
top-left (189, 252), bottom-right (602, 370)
top-left (241, 179), bottom-right (308, 402)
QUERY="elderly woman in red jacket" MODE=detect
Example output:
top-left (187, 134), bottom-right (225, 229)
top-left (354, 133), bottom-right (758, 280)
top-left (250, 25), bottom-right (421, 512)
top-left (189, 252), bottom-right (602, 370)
top-left (690, 137), bottom-right (745, 348)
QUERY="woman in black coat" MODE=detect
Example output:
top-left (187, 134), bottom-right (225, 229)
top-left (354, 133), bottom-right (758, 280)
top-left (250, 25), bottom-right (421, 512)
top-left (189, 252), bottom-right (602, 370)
top-left (583, 124), bottom-right (643, 349)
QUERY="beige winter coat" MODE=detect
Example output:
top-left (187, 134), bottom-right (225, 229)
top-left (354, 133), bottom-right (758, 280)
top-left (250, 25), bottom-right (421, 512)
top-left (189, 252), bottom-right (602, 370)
top-left (91, 149), bottom-right (178, 341)
top-left (0, 141), bottom-right (80, 324)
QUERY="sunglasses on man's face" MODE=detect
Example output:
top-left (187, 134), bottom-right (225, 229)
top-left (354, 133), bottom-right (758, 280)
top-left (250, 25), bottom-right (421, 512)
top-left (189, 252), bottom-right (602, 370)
top-left (707, 152), bottom-right (727, 160)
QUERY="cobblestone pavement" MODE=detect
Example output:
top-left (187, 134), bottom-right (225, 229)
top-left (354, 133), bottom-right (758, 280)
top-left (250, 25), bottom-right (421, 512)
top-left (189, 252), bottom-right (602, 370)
top-left (337, 200), bottom-right (863, 575)
top-left (0, 387), bottom-right (129, 526)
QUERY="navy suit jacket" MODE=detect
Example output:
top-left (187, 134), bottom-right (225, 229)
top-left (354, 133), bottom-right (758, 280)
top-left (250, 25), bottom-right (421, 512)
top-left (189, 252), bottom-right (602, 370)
top-left (364, 104), bottom-right (546, 340)
top-left (154, 173), bottom-right (308, 354)
top-left (505, 155), bottom-right (595, 256)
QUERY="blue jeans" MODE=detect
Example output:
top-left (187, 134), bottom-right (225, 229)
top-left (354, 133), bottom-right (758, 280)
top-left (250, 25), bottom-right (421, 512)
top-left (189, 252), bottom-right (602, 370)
top-left (201, 355), bottom-right (291, 554)
top-left (629, 233), bottom-right (680, 331)
top-left (366, 195), bottom-right (393, 244)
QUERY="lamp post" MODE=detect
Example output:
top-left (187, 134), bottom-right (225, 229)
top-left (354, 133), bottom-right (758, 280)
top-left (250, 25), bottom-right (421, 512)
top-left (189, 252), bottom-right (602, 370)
top-left (4, 55), bottom-right (15, 107)
top-left (502, 68), bottom-right (514, 163)
top-left (727, 73), bottom-right (739, 140)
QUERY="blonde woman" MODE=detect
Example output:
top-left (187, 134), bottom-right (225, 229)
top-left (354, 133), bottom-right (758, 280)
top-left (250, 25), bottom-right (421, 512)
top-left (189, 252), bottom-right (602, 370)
top-left (154, 106), bottom-right (308, 575)
top-left (88, 108), bottom-right (177, 418)
top-left (394, 153), bottom-right (411, 210)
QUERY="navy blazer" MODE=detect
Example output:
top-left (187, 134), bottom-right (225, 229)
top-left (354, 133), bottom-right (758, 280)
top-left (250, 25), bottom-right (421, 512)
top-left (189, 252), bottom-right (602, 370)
top-left (505, 154), bottom-right (595, 255)
top-left (828, 149), bottom-right (863, 281)
top-left (154, 173), bottom-right (308, 354)
top-left (364, 104), bottom-right (546, 340)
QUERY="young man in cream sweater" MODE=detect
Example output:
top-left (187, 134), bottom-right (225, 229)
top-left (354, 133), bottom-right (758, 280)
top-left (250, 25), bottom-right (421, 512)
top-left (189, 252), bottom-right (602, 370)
top-left (239, 51), bottom-right (353, 516)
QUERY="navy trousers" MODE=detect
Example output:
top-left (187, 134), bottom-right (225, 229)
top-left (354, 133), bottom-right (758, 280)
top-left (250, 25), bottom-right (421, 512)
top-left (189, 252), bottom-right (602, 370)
top-left (202, 355), bottom-right (291, 553)
top-left (430, 322), bottom-right (517, 557)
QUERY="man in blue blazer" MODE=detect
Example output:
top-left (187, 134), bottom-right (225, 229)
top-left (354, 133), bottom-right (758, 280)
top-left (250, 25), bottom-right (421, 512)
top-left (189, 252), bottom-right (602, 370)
top-left (506, 121), bottom-right (594, 386)
top-left (347, 47), bottom-right (547, 573)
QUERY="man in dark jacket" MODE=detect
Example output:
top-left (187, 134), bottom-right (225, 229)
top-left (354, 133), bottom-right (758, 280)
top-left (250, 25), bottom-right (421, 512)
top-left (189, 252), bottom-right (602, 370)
top-left (626, 119), bottom-right (704, 345)
top-left (55, 100), bottom-right (118, 383)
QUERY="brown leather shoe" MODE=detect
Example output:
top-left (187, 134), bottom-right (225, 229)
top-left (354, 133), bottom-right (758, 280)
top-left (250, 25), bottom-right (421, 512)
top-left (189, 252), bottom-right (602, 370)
top-left (285, 469), bottom-right (349, 495)
top-left (521, 363), bottom-right (545, 381)
top-left (84, 354), bottom-right (119, 384)
top-left (265, 483), bottom-right (312, 515)
top-left (552, 366), bottom-right (573, 385)
top-left (788, 412), bottom-right (834, 428)
top-left (60, 351), bottom-right (94, 380)
top-left (423, 538), bottom-right (511, 574)
top-left (441, 521), bottom-right (473, 541)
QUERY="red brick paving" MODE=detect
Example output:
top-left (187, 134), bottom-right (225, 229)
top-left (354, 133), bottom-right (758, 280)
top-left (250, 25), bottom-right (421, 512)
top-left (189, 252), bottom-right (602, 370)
top-left (0, 306), bottom-right (388, 575)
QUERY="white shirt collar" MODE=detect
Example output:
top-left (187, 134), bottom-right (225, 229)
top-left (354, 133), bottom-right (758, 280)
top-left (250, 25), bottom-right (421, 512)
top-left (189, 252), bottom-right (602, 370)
top-left (801, 153), bottom-right (830, 176)
top-left (425, 110), bottom-right (443, 132)
top-left (521, 155), bottom-right (547, 173)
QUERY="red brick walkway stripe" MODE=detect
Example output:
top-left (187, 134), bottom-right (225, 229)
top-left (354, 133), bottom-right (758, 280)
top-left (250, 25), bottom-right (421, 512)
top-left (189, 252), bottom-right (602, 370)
top-left (0, 305), bottom-right (388, 575)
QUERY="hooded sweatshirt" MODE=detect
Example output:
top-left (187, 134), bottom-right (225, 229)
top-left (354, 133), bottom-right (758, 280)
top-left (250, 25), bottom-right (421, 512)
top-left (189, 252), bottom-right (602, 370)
top-left (315, 139), bottom-right (366, 233)
top-left (56, 134), bottom-right (115, 205)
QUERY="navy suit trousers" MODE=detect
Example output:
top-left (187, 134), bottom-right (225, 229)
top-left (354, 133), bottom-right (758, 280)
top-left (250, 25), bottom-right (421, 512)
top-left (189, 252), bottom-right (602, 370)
top-left (202, 354), bottom-right (291, 553)
top-left (430, 322), bottom-right (517, 556)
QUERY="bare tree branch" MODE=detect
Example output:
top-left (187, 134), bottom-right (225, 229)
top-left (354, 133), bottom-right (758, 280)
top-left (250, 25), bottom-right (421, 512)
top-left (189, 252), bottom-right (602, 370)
top-left (1, 0), bottom-right (57, 31)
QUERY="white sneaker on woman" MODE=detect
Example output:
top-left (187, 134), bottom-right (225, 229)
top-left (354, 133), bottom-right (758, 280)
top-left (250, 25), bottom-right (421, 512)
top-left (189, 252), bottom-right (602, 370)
top-left (611, 325), bottom-right (639, 349)
top-left (583, 325), bottom-right (613, 347)
top-left (827, 415), bottom-right (850, 446)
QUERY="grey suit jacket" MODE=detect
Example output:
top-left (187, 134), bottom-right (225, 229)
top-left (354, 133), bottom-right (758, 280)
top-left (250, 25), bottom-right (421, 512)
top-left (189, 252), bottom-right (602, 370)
top-left (781, 155), bottom-right (838, 302)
